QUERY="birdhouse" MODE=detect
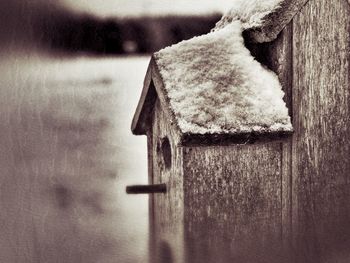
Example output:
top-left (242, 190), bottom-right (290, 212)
top-left (129, 0), bottom-right (350, 262)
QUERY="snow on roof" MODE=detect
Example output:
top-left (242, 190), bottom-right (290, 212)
top-left (154, 20), bottom-right (292, 135)
top-left (214, 0), bottom-right (284, 31)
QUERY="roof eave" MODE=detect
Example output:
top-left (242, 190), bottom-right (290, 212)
top-left (131, 56), bottom-right (183, 138)
top-left (131, 58), bottom-right (154, 135)
top-left (180, 129), bottom-right (293, 146)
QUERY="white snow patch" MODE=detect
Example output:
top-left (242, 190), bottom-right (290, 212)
top-left (154, 21), bottom-right (292, 135)
top-left (214, 0), bottom-right (284, 30)
top-left (62, 0), bottom-right (233, 18)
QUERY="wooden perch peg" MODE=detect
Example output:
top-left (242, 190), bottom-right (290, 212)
top-left (126, 183), bottom-right (167, 194)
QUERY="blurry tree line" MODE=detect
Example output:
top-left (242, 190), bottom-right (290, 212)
top-left (38, 13), bottom-right (220, 55)
top-left (0, 0), bottom-right (220, 55)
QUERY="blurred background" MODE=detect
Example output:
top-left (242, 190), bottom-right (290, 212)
top-left (0, 1), bottom-right (230, 262)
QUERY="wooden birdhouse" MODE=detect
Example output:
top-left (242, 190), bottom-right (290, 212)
top-left (129, 0), bottom-right (350, 262)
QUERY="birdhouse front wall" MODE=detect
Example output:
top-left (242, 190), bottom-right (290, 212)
top-left (182, 143), bottom-right (284, 262)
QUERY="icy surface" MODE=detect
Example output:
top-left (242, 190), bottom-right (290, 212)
top-left (214, 0), bottom-right (284, 30)
top-left (154, 21), bottom-right (292, 135)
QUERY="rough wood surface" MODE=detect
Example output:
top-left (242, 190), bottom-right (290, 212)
top-left (256, 23), bottom-right (294, 249)
top-left (247, 22), bottom-right (294, 249)
top-left (131, 60), bottom-right (154, 134)
top-left (147, 130), bottom-right (157, 263)
top-left (180, 131), bottom-right (292, 146)
top-left (183, 143), bottom-right (284, 263)
top-left (151, 99), bottom-right (184, 263)
top-left (292, 0), bottom-right (350, 261)
top-left (126, 183), bottom-right (167, 194)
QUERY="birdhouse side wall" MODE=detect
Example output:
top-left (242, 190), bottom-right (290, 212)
top-left (150, 98), bottom-right (184, 262)
top-left (182, 143), bottom-right (285, 262)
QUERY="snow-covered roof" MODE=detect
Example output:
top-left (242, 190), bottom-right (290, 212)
top-left (214, 0), bottom-right (285, 30)
top-left (216, 0), bottom-right (309, 43)
top-left (132, 0), bottom-right (305, 144)
top-left (153, 21), bottom-right (292, 136)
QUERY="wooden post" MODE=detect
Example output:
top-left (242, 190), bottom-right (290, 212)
top-left (126, 184), bottom-right (167, 194)
top-left (291, 0), bottom-right (350, 262)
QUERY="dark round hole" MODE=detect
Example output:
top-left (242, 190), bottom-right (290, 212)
top-left (161, 137), bottom-right (172, 169)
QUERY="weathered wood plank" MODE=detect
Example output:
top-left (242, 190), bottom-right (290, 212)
top-left (183, 144), bottom-right (284, 263)
top-left (247, 22), bottom-right (294, 250)
top-left (180, 131), bottom-right (292, 146)
top-left (292, 0), bottom-right (350, 261)
top-left (131, 60), bottom-right (154, 134)
top-left (152, 99), bottom-right (184, 263)
top-left (126, 183), bottom-right (167, 194)
top-left (259, 23), bottom-right (294, 250)
top-left (147, 128), bottom-right (157, 263)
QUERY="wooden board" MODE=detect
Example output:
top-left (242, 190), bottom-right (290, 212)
top-left (248, 22), bottom-right (294, 250)
top-left (151, 99), bottom-right (184, 263)
top-left (292, 0), bottom-right (350, 261)
top-left (183, 143), bottom-right (284, 263)
top-left (263, 23), bottom-right (294, 249)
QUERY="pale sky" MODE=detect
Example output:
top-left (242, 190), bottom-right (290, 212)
top-left (61, 0), bottom-right (232, 17)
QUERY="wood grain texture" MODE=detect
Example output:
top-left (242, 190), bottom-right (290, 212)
top-left (292, 0), bottom-right (350, 261)
top-left (183, 144), bottom-right (284, 263)
top-left (259, 23), bottom-right (294, 248)
top-left (180, 131), bottom-right (292, 146)
top-left (131, 60), bottom-right (156, 135)
top-left (147, 129), bottom-right (157, 263)
top-left (247, 22), bottom-right (294, 248)
top-left (151, 99), bottom-right (184, 263)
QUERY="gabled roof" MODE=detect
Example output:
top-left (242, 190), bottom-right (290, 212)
top-left (132, 0), bottom-right (306, 144)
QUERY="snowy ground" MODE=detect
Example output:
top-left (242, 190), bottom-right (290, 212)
top-left (0, 51), bottom-right (151, 263)
top-left (61, 0), bottom-right (232, 17)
